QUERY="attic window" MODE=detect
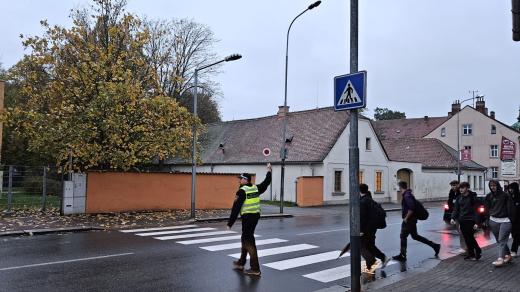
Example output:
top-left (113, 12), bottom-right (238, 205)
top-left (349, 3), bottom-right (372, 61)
top-left (365, 138), bottom-right (372, 151)
top-left (491, 125), bottom-right (496, 135)
top-left (441, 127), bottom-right (446, 137)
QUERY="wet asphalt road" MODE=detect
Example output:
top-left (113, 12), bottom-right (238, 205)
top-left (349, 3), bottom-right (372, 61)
top-left (0, 207), bottom-right (496, 292)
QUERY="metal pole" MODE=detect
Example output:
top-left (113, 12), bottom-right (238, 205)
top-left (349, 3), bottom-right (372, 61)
top-left (349, 0), bottom-right (361, 291)
top-left (191, 69), bottom-right (198, 219)
top-left (7, 165), bottom-right (13, 213)
top-left (41, 166), bottom-right (47, 211)
top-left (281, 8), bottom-right (310, 215)
top-left (457, 105), bottom-right (460, 182)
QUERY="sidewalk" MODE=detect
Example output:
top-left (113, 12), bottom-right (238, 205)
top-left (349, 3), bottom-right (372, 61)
top-left (370, 244), bottom-right (519, 292)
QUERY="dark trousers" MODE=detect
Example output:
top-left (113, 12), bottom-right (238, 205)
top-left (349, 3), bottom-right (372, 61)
top-left (361, 232), bottom-right (385, 268)
top-left (400, 219), bottom-right (437, 256)
top-left (512, 224), bottom-right (520, 253)
top-left (237, 213), bottom-right (260, 270)
top-left (459, 220), bottom-right (481, 257)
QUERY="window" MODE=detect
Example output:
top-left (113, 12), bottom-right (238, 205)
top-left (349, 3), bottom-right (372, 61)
top-left (467, 175), bottom-right (471, 189)
top-left (359, 170), bottom-right (364, 184)
top-left (334, 170), bottom-right (342, 192)
top-left (490, 145), bottom-right (499, 158)
top-left (464, 145), bottom-right (472, 155)
top-left (375, 171), bottom-right (383, 193)
top-left (491, 125), bottom-right (496, 135)
top-left (365, 138), bottom-right (371, 151)
top-left (441, 127), bottom-right (446, 137)
top-left (491, 167), bottom-right (499, 179)
top-left (478, 176), bottom-right (483, 190)
top-left (462, 124), bottom-right (473, 135)
top-left (473, 176), bottom-right (477, 190)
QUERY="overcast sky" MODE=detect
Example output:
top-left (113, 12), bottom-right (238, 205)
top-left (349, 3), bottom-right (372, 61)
top-left (1, 0), bottom-right (519, 125)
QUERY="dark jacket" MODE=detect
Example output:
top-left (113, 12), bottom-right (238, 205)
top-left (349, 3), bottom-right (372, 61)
top-left (401, 189), bottom-right (416, 219)
top-left (509, 186), bottom-right (520, 226)
top-left (485, 190), bottom-right (515, 221)
top-left (452, 191), bottom-right (479, 224)
top-left (360, 194), bottom-right (375, 234)
top-left (227, 171), bottom-right (272, 227)
top-left (447, 189), bottom-right (460, 210)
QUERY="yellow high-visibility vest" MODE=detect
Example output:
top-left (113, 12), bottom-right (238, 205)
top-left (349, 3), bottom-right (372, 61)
top-left (240, 185), bottom-right (260, 215)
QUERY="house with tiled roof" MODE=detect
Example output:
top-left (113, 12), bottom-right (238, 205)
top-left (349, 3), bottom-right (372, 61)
top-left (425, 98), bottom-right (520, 185)
top-left (166, 105), bottom-right (486, 204)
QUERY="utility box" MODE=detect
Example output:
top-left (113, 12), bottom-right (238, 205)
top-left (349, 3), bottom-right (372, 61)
top-left (63, 181), bottom-right (74, 215)
top-left (62, 173), bottom-right (87, 215)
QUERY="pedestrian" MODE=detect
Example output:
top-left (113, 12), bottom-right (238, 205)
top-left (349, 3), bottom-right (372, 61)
top-left (507, 182), bottom-right (520, 257)
top-left (446, 180), bottom-right (467, 254)
top-left (485, 180), bottom-right (515, 267)
top-left (392, 181), bottom-right (440, 262)
top-left (359, 183), bottom-right (389, 273)
top-left (450, 182), bottom-right (482, 260)
top-left (227, 163), bottom-right (272, 276)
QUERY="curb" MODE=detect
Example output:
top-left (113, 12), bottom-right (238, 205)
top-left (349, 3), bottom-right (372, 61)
top-left (0, 226), bottom-right (104, 237)
top-left (195, 213), bottom-right (293, 223)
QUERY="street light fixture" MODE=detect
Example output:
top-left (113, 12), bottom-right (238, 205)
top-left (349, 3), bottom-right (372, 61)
top-left (279, 1), bottom-right (321, 214)
top-left (191, 54), bottom-right (242, 219)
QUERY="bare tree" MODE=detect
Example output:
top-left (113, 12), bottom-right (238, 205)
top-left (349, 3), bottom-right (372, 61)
top-left (145, 19), bottom-right (220, 96)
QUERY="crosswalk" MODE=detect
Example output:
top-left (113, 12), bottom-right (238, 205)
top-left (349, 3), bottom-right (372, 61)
top-left (120, 224), bottom-right (397, 284)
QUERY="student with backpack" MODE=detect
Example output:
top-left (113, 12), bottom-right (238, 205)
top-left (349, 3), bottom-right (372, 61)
top-left (450, 182), bottom-right (482, 260)
top-left (359, 183), bottom-right (390, 273)
top-left (392, 181), bottom-right (440, 262)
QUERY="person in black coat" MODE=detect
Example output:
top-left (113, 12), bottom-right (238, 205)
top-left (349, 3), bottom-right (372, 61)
top-left (507, 182), bottom-right (520, 257)
top-left (359, 183), bottom-right (389, 273)
top-left (451, 182), bottom-right (481, 260)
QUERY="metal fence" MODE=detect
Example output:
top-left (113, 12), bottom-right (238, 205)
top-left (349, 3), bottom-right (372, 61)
top-left (0, 165), bottom-right (64, 212)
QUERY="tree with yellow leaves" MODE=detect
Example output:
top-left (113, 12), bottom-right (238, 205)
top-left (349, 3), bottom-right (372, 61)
top-left (2, 0), bottom-right (200, 171)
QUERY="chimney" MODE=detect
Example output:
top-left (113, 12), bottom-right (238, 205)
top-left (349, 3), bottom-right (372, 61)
top-left (423, 115), bottom-right (429, 121)
top-left (490, 111), bottom-right (495, 119)
top-left (449, 100), bottom-right (461, 116)
top-left (277, 105), bottom-right (289, 117)
top-left (475, 96), bottom-right (486, 115)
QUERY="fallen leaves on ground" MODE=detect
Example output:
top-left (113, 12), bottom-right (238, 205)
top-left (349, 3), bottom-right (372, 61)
top-left (0, 208), bottom-right (231, 232)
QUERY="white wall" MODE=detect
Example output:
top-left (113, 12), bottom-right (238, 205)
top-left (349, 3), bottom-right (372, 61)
top-left (323, 119), bottom-right (394, 203)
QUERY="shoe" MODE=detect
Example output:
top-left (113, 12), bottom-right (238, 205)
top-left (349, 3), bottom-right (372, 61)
top-left (475, 252), bottom-right (482, 260)
top-left (381, 255), bottom-right (391, 268)
top-left (433, 243), bottom-right (441, 257)
top-left (492, 258), bottom-right (505, 267)
top-left (511, 252), bottom-right (518, 257)
top-left (243, 269), bottom-right (261, 276)
top-left (233, 260), bottom-right (244, 271)
top-left (464, 255), bottom-right (476, 261)
top-left (366, 262), bottom-right (377, 274)
top-left (457, 248), bottom-right (467, 255)
top-left (504, 255), bottom-right (513, 264)
top-left (392, 254), bottom-right (407, 262)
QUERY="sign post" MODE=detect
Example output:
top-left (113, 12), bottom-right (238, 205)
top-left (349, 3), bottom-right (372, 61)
top-left (335, 1), bottom-right (366, 288)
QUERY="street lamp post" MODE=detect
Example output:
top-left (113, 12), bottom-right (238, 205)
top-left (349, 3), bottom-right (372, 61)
top-left (191, 54), bottom-right (242, 219)
top-left (280, 0), bottom-right (321, 214)
top-left (456, 94), bottom-right (479, 182)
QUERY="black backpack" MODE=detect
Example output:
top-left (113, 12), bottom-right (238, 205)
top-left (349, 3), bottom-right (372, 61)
top-left (413, 197), bottom-right (429, 220)
top-left (369, 199), bottom-right (387, 229)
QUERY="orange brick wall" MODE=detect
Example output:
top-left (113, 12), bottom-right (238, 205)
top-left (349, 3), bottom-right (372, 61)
top-left (86, 172), bottom-right (241, 213)
top-left (296, 176), bottom-right (324, 207)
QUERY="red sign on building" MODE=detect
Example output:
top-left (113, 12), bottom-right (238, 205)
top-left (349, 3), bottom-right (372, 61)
top-left (500, 136), bottom-right (516, 161)
top-left (460, 149), bottom-right (472, 161)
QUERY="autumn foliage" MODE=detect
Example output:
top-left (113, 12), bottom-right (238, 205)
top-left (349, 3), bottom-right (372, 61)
top-left (2, 0), bottom-right (200, 170)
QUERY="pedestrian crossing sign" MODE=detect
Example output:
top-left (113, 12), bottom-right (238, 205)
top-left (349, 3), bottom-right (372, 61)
top-left (334, 71), bottom-right (367, 111)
